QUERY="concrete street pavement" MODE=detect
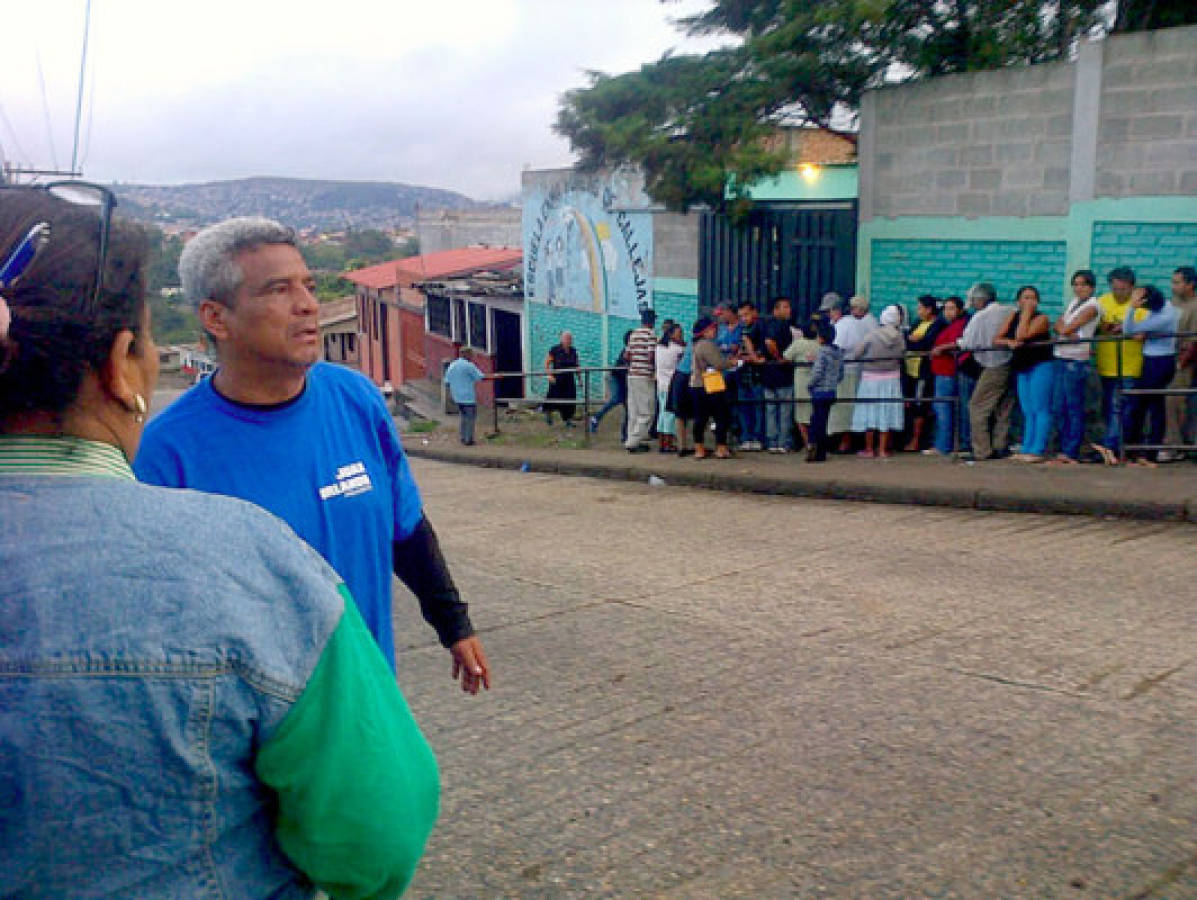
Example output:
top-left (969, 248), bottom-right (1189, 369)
top-left (396, 459), bottom-right (1197, 897)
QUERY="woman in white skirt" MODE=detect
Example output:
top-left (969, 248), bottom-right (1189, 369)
top-left (851, 305), bottom-right (906, 458)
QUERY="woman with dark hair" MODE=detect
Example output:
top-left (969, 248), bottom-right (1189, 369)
top-left (1050, 269), bottom-right (1101, 464)
top-left (927, 295), bottom-right (969, 455)
top-left (654, 321), bottom-right (685, 452)
top-left (903, 294), bottom-right (945, 451)
top-left (0, 187), bottom-right (437, 897)
top-left (996, 285), bottom-right (1054, 462)
top-left (690, 316), bottom-right (740, 459)
top-left (667, 324), bottom-right (696, 455)
top-left (1123, 284), bottom-right (1179, 465)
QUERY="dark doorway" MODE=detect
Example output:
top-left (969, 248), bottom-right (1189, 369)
top-left (379, 302), bottom-right (391, 383)
top-left (699, 202), bottom-right (858, 322)
top-left (492, 309), bottom-right (524, 401)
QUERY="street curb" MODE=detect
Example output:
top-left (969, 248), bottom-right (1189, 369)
top-left (406, 446), bottom-right (1194, 523)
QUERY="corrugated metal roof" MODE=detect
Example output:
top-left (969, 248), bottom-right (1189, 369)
top-left (317, 296), bottom-right (358, 327)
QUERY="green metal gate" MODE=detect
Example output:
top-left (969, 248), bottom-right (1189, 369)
top-left (699, 201), bottom-right (858, 321)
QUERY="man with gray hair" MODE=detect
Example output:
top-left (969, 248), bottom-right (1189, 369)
top-left (955, 282), bottom-right (1013, 460)
top-left (135, 217), bottom-right (491, 692)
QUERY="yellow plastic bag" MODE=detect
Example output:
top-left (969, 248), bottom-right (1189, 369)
top-left (702, 368), bottom-right (726, 394)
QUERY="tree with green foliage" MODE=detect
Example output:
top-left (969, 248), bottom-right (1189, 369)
top-left (144, 228), bottom-right (184, 294)
top-left (343, 229), bottom-right (395, 260)
top-left (148, 293), bottom-right (200, 345)
top-left (556, 0), bottom-right (1196, 214)
top-left (314, 273), bottom-right (355, 301)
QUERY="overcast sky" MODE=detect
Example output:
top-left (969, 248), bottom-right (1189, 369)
top-left (2, 0), bottom-right (728, 200)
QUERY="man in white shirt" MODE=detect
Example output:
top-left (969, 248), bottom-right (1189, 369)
top-left (956, 282), bottom-right (1013, 460)
top-left (828, 294), bottom-right (876, 451)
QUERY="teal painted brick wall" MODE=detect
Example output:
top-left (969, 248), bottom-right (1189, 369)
top-left (871, 239), bottom-right (1069, 315)
top-left (1090, 222), bottom-right (1197, 291)
top-left (527, 304), bottom-right (606, 400)
top-left (526, 289), bottom-right (699, 402)
top-left (606, 315), bottom-right (638, 362)
top-left (653, 291), bottom-right (700, 331)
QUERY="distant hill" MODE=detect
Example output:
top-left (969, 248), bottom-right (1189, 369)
top-left (113, 176), bottom-right (480, 231)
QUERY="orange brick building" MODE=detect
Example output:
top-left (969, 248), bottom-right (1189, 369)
top-left (345, 248), bottom-right (522, 394)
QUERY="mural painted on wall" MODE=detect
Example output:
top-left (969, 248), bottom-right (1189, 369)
top-left (523, 170), bottom-right (653, 320)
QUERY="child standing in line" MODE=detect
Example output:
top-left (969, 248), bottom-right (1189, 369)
top-left (806, 322), bottom-right (844, 463)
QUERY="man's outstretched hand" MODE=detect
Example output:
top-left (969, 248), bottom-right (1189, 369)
top-left (450, 637), bottom-right (491, 695)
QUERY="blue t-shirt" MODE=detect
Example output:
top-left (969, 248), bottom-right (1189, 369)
top-left (677, 345), bottom-right (693, 376)
top-left (716, 322), bottom-right (742, 355)
top-left (134, 362), bottom-right (423, 666)
top-left (443, 358), bottom-right (484, 404)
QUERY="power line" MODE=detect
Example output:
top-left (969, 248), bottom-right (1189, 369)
top-left (71, 0), bottom-right (93, 174)
top-left (34, 50), bottom-right (59, 171)
top-left (79, 53), bottom-right (97, 173)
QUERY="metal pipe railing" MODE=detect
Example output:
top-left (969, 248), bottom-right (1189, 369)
top-left (470, 329), bottom-right (1197, 461)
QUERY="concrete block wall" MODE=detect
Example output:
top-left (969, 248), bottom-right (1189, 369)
top-left (1097, 27), bottom-right (1197, 198)
top-left (858, 24), bottom-right (1197, 309)
top-left (416, 207), bottom-right (522, 255)
top-left (653, 212), bottom-right (700, 279)
top-left (871, 239), bottom-right (1068, 315)
top-left (864, 61), bottom-right (1074, 221)
top-left (1090, 222), bottom-right (1197, 290)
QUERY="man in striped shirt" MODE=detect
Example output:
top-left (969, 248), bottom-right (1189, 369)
top-left (623, 306), bottom-right (658, 452)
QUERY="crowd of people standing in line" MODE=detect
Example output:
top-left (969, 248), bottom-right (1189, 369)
top-left (535, 264), bottom-right (1197, 467)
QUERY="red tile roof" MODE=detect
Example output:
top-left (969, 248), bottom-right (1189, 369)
top-left (345, 247), bottom-right (522, 289)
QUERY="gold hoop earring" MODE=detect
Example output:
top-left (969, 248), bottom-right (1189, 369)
top-left (133, 394), bottom-right (147, 423)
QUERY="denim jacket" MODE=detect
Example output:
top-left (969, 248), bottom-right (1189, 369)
top-left (1, 439), bottom-right (437, 898)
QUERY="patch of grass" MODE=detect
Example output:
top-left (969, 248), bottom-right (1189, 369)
top-left (407, 419), bottom-right (440, 434)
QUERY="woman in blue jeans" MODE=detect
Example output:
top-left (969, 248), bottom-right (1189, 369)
top-left (927, 296), bottom-right (968, 454)
top-left (1050, 270), bottom-right (1101, 464)
top-left (997, 286), bottom-right (1054, 462)
top-left (1123, 284), bottom-right (1179, 465)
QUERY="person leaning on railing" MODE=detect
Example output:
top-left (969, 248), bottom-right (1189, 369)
top-left (0, 185), bottom-right (437, 898)
top-left (1122, 284), bottom-right (1179, 466)
top-left (903, 294), bottom-right (945, 452)
top-left (996, 286), bottom-right (1055, 463)
top-left (955, 283), bottom-right (1014, 461)
top-left (1093, 266), bottom-right (1146, 464)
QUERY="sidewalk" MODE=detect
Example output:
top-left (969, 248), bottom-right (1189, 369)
top-left (404, 414), bottom-right (1197, 523)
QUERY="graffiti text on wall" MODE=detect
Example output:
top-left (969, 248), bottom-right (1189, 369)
top-left (522, 173), bottom-right (653, 320)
